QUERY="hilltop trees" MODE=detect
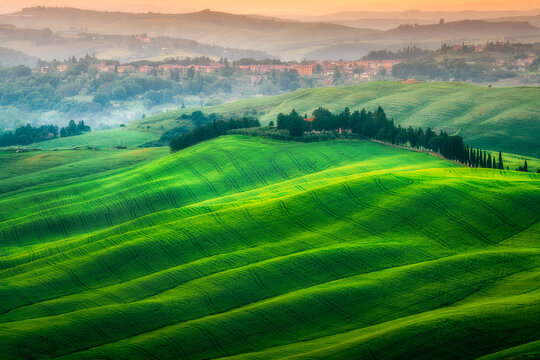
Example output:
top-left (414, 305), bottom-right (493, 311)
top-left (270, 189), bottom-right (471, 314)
top-left (0, 124), bottom-right (58, 146)
top-left (269, 106), bottom-right (515, 171)
top-left (277, 110), bottom-right (306, 137)
top-left (170, 113), bottom-right (260, 152)
top-left (60, 120), bottom-right (91, 137)
top-left (0, 120), bottom-right (91, 147)
top-left (288, 115), bottom-right (305, 137)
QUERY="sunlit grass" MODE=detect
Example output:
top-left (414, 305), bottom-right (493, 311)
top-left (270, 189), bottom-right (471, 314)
top-left (0, 135), bottom-right (538, 360)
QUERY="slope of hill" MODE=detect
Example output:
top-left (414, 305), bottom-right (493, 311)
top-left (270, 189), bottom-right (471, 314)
top-left (0, 135), bottom-right (538, 359)
top-left (17, 129), bottom-right (159, 150)
top-left (0, 46), bottom-right (37, 68)
top-left (2, 8), bottom-right (540, 60)
top-left (131, 82), bottom-right (540, 157)
top-left (488, 15), bottom-right (540, 28)
top-left (297, 9), bottom-right (540, 24)
top-left (0, 7), bottom-right (380, 59)
top-left (384, 19), bottom-right (540, 40)
top-left (0, 23), bottom-right (273, 62)
top-left (0, 146), bottom-right (167, 195)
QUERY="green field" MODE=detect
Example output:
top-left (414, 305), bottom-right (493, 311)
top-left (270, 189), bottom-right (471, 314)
top-left (20, 129), bottom-right (159, 150)
top-left (130, 81), bottom-right (540, 158)
top-left (0, 135), bottom-right (538, 359)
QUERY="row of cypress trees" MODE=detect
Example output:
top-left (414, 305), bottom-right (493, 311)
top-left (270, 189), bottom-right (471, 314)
top-left (275, 107), bottom-right (516, 170)
top-left (464, 146), bottom-right (505, 169)
top-left (169, 108), bottom-right (534, 172)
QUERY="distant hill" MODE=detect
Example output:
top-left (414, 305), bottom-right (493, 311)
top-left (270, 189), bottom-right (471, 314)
top-left (2, 8), bottom-right (539, 60)
top-left (0, 23), bottom-right (273, 62)
top-left (0, 7), bottom-right (380, 60)
top-left (385, 19), bottom-right (540, 40)
top-left (300, 9), bottom-right (540, 22)
top-left (295, 9), bottom-right (540, 29)
top-left (488, 15), bottom-right (540, 28)
top-left (0, 46), bottom-right (37, 68)
top-left (131, 81), bottom-right (540, 157)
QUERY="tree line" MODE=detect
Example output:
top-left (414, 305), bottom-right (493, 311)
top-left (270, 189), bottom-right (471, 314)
top-left (0, 120), bottom-right (90, 147)
top-left (167, 108), bottom-right (534, 172)
top-left (170, 116), bottom-right (260, 152)
top-left (274, 106), bottom-right (520, 170)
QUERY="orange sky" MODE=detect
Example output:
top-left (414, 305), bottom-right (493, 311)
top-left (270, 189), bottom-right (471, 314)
top-left (1, 0), bottom-right (538, 15)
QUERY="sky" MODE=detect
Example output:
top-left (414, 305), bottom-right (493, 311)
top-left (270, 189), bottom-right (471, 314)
top-left (0, 0), bottom-right (538, 15)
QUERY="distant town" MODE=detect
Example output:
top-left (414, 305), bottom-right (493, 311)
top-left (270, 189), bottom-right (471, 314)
top-left (37, 39), bottom-right (539, 86)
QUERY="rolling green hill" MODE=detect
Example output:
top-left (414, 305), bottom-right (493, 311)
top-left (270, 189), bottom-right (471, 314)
top-left (20, 129), bottom-right (159, 150)
top-left (0, 135), bottom-right (538, 359)
top-left (130, 82), bottom-right (540, 158)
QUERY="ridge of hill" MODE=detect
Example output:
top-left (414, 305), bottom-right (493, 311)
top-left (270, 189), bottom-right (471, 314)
top-left (130, 82), bottom-right (540, 158)
top-left (0, 7), bottom-right (379, 59)
top-left (0, 135), bottom-right (538, 359)
top-left (488, 14), bottom-right (540, 28)
top-left (0, 46), bottom-right (37, 68)
top-left (0, 23), bottom-right (273, 62)
top-left (3, 7), bottom-right (539, 60)
top-left (385, 19), bottom-right (539, 39)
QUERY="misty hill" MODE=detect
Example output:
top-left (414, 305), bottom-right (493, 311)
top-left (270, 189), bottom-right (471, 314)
top-left (488, 15), bottom-right (540, 28)
top-left (0, 47), bottom-right (38, 68)
top-left (1, 7), bottom-right (380, 59)
top-left (309, 19), bottom-right (540, 59)
top-left (0, 23), bottom-right (272, 62)
top-left (297, 9), bottom-right (540, 30)
top-left (385, 19), bottom-right (540, 40)
top-left (1, 8), bottom-right (539, 60)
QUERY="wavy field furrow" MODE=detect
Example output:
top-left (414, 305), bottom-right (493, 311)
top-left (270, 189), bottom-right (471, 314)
top-left (0, 135), bottom-right (538, 360)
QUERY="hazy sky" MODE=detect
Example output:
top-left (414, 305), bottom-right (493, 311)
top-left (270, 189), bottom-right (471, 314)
top-left (1, 0), bottom-right (538, 15)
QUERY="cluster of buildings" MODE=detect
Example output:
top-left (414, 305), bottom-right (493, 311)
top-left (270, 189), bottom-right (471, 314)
top-left (38, 59), bottom-right (406, 83)
top-left (40, 64), bottom-right (68, 73)
top-left (236, 64), bottom-right (314, 75)
top-left (85, 59), bottom-right (404, 78)
top-left (157, 64), bottom-right (224, 73)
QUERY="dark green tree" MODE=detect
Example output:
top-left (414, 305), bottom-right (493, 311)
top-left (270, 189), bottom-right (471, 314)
top-left (288, 110), bottom-right (304, 137)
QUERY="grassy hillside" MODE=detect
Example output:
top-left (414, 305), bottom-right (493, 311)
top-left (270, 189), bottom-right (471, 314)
top-left (130, 82), bottom-right (540, 157)
top-left (20, 129), bottom-right (159, 150)
top-left (0, 135), bottom-right (538, 359)
top-left (0, 147), bottom-right (167, 195)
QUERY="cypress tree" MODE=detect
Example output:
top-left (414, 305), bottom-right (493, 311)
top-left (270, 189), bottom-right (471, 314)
top-left (498, 152), bottom-right (504, 170)
top-left (487, 153), bottom-right (492, 168)
top-left (288, 114), bottom-right (305, 137)
top-left (479, 150), bottom-right (483, 168)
